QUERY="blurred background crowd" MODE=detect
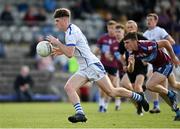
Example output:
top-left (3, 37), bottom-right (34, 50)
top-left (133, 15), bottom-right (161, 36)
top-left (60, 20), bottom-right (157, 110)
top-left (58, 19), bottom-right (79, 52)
top-left (0, 0), bottom-right (180, 102)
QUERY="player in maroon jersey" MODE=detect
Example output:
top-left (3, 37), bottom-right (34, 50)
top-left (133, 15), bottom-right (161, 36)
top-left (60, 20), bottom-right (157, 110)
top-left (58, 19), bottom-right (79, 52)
top-left (114, 23), bottom-right (125, 80)
top-left (123, 32), bottom-right (180, 121)
top-left (96, 20), bottom-right (120, 112)
top-left (118, 20), bottom-right (148, 115)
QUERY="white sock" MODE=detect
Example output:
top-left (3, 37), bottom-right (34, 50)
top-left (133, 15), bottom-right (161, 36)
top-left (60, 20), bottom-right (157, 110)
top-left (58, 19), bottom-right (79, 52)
top-left (99, 97), bottom-right (105, 107)
top-left (104, 99), bottom-right (110, 110)
top-left (115, 97), bottom-right (121, 107)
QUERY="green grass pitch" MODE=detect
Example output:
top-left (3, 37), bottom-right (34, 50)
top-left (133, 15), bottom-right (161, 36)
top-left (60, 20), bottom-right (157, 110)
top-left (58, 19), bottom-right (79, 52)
top-left (0, 102), bottom-right (180, 128)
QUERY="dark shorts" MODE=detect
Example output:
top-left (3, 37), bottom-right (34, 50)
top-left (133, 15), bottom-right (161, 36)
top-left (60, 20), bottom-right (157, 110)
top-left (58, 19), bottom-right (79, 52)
top-left (127, 68), bottom-right (147, 83)
top-left (153, 63), bottom-right (173, 77)
top-left (104, 66), bottom-right (118, 76)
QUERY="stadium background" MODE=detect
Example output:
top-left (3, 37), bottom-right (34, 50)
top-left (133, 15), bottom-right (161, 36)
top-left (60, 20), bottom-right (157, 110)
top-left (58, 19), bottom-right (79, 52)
top-left (0, 0), bottom-right (180, 102)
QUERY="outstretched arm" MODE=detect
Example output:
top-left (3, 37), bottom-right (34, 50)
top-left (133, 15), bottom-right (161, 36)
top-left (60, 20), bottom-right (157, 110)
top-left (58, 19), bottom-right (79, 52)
top-left (157, 40), bottom-right (180, 65)
top-left (166, 35), bottom-right (175, 45)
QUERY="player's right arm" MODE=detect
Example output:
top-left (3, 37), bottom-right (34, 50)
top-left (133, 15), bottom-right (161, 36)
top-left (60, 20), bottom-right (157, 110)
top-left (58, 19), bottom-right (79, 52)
top-left (47, 35), bottom-right (75, 58)
top-left (159, 28), bottom-right (175, 45)
top-left (166, 35), bottom-right (175, 45)
top-left (157, 40), bottom-right (180, 65)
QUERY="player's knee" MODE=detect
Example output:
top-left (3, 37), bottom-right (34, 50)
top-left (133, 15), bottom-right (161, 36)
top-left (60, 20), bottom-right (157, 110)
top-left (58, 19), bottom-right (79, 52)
top-left (64, 84), bottom-right (74, 93)
top-left (146, 82), bottom-right (154, 91)
top-left (105, 88), bottom-right (115, 97)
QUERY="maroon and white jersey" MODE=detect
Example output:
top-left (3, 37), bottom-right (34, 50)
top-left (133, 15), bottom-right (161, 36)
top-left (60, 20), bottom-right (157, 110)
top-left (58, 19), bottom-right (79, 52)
top-left (132, 40), bottom-right (171, 67)
top-left (97, 33), bottom-right (119, 68)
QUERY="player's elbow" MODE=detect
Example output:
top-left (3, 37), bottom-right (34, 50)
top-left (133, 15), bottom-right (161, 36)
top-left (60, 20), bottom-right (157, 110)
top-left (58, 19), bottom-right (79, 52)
top-left (170, 41), bottom-right (175, 45)
top-left (158, 40), bottom-right (169, 48)
top-left (164, 40), bottom-right (171, 45)
top-left (161, 40), bottom-right (170, 47)
top-left (167, 36), bottom-right (175, 45)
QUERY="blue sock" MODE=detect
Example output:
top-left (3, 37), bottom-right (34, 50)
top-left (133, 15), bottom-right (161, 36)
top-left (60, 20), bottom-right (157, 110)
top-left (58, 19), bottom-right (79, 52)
top-left (74, 103), bottom-right (84, 114)
top-left (153, 100), bottom-right (159, 109)
top-left (167, 90), bottom-right (174, 98)
top-left (175, 108), bottom-right (180, 116)
top-left (131, 92), bottom-right (142, 102)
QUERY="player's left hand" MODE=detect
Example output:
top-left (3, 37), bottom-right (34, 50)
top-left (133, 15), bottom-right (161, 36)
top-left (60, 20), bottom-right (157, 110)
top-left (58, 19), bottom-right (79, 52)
top-left (51, 47), bottom-right (63, 56)
top-left (128, 55), bottom-right (135, 65)
top-left (46, 35), bottom-right (60, 46)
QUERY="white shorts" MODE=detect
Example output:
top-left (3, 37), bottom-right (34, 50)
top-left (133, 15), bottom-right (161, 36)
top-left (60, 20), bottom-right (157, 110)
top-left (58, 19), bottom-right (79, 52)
top-left (76, 62), bottom-right (106, 81)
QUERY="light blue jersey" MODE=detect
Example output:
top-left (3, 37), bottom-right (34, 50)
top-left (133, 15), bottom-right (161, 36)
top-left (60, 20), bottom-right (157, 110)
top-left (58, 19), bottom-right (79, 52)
top-left (65, 24), bottom-right (100, 70)
top-left (143, 26), bottom-right (169, 41)
top-left (143, 26), bottom-right (169, 55)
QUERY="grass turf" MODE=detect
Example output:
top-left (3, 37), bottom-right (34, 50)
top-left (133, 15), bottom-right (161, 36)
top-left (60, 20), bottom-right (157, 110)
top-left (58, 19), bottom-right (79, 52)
top-left (0, 102), bottom-right (180, 128)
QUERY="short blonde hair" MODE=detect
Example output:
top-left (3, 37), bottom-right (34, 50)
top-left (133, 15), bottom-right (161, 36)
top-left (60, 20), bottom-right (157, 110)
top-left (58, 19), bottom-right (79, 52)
top-left (126, 20), bottom-right (138, 28)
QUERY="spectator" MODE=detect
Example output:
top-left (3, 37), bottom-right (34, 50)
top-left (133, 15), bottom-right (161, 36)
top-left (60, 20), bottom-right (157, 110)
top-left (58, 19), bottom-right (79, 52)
top-left (0, 4), bottom-right (14, 25)
top-left (0, 41), bottom-right (6, 58)
top-left (43, 0), bottom-right (56, 13)
top-left (158, 6), bottom-right (171, 30)
top-left (71, 1), bottom-right (83, 19)
top-left (23, 6), bottom-right (38, 26)
top-left (17, 0), bottom-right (29, 12)
top-left (119, 14), bottom-right (128, 26)
top-left (81, 0), bottom-right (94, 14)
top-left (100, 11), bottom-right (113, 32)
top-left (36, 7), bottom-right (47, 23)
top-left (14, 66), bottom-right (34, 102)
